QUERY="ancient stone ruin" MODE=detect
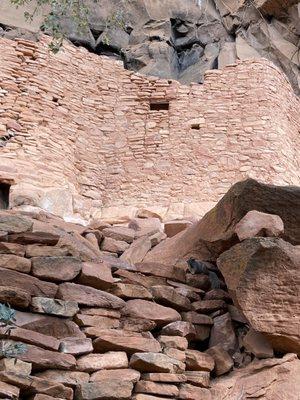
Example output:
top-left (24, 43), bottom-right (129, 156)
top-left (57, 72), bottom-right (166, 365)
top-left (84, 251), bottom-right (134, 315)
top-left (0, 0), bottom-right (299, 399)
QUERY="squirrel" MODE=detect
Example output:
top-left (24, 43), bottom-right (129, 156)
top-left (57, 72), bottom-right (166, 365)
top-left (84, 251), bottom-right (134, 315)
top-left (187, 257), bottom-right (221, 289)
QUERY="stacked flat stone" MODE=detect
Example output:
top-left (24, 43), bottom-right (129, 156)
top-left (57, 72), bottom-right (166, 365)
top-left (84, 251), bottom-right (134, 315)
top-left (0, 209), bottom-right (254, 400)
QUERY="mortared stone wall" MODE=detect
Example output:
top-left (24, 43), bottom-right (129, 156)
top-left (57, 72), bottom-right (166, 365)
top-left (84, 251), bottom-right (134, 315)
top-left (0, 36), bottom-right (299, 221)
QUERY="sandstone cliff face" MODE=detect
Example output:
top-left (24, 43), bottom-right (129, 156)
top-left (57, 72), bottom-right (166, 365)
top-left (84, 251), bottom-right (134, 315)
top-left (1, 0), bottom-right (299, 93)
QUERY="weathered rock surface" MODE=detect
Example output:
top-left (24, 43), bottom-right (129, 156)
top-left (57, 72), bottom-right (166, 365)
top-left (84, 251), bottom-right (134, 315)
top-left (57, 282), bottom-right (125, 309)
top-left (31, 256), bottom-right (82, 282)
top-left (122, 299), bottom-right (181, 326)
top-left (78, 261), bottom-right (115, 289)
top-left (75, 380), bottom-right (133, 400)
top-left (130, 353), bottom-right (184, 373)
top-left (77, 352), bottom-right (128, 372)
top-left (218, 237), bottom-right (300, 354)
top-left (31, 297), bottom-right (79, 317)
top-left (145, 179), bottom-right (300, 264)
top-left (93, 329), bottom-right (161, 355)
top-left (211, 354), bottom-right (300, 400)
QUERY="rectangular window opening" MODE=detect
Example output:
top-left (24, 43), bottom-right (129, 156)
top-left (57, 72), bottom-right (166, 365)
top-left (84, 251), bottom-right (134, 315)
top-left (150, 101), bottom-right (170, 111)
top-left (0, 183), bottom-right (10, 210)
top-left (191, 123), bottom-right (200, 130)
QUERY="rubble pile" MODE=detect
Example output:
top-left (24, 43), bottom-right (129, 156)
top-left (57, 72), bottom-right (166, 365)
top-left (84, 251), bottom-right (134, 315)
top-left (0, 179), bottom-right (299, 399)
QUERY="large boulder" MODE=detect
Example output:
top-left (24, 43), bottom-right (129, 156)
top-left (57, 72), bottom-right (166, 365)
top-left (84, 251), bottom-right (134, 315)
top-left (211, 354), bottom-right (300, 400)
top-left (144, 179), bottom-right (300, 265)
top-left (217, 237), bottom-right (300, 355)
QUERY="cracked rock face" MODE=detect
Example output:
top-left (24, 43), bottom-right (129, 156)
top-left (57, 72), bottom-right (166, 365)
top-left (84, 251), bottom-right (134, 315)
top-left (1, 0), bottom-right (299, 93)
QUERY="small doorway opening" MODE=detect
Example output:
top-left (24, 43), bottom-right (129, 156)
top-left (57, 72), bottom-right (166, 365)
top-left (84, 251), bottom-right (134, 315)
top-left (0, 183), bottom-right (10, 210)
top-left (150, 101), bottom-right (170, 111)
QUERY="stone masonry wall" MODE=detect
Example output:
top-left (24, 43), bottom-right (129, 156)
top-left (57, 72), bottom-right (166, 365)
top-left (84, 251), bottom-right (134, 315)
top-left (0, 36), bottom-right (299, 220)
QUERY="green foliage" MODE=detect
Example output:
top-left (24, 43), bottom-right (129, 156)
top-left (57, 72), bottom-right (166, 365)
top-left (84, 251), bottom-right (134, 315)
top-left (10, 0), bottom-right (98, 53)
top-left (0, 303), bottom-right (27, 359)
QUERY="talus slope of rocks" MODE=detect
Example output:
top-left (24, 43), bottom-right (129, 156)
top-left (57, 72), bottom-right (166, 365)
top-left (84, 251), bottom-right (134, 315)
top-left (0, 178), bottom-right (299, 399)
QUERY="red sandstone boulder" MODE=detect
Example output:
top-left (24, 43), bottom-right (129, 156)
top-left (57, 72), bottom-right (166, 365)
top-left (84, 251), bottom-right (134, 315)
top-left (31, 297), bottom-right (79, 317)
top-left (217, 237), bottom-right (300, 355)
top-left (78, 261), bottom-right (115, 289)
top-left (57, 282), bottom-right (125, 309)
top-left (234, 210), bottom-right (284, 241)
top-left (0, 268), bottom-right (57, 298)
top-left (0, 254), bottom-right (31, 273)
top-left (35, 370), bottom-right (89, 387)
top-left (185, 350), bottom-right (214, 372)
top-left (141, 373), bottom-right (186, 383)
top-left (164, 220), bottom-right (191, 238)
top-left (211, 354), bottom-right (300, 400)
top-left (205, 346), bottom-right (234, 376)
top-left (0, 212), bottom-right (33, 233)
top-left (122, 299), bottom-right (181, 326)
top-left (130, 353), bottom-right (184, 373)
top-left (90, 369), bottom-right (140, 383)
top-left (150, 286), bottom-right (191, 311)
top-left (0, 286), bottom-right (31, 308)
top-left (161, 321), bottom-right (196, 339)
top-left (120, 237), bottom-right (152, 264)
top-left (135, 263), bottom-right (185, 282)
top-left (75, 380), bottom-right (133, 400)
top-left (0, 242), bottom-right (25, 256)
top-left (31, 257), bottom-right (82, 282)
top-left (0, 327), bottom-right (60, 351)
top-left (0, 371), bottom-right (73, 399)
top-left (109, 283), bottom-right (153, 300)
top-left (102, 227), bottom-right (135, 243)
top-left (242, 329), bottom-right (274, 359)
top-left (77, 352), bottom-right (128, 372)
top-left (93, 329), bottom-right (161, 355)
top-left (144, 179), bottom-right (300, 264)
top-left (209, 313), bottom-right (238, 353)
top-left (134, 381), bottom-right (179, 397)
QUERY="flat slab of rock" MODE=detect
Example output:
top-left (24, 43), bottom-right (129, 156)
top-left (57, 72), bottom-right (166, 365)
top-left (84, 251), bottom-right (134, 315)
top-left (0, 326), bottom-right (60, 351)
top-left (77, 261), bottom-right (115, 290)
top-left (130, 353), bottom-right (184, 373)
top-left (59, 338), bottom-right (93, 356)
top-left (14, 342), bottom-right (76, 370)
top-left (77, 352), bottom-right (128, 372)
top-left (0, 371), bottom-right (73, 399)
top-left (0, 254), bottom-right (31, 273)
top-left (182, 311), bottom-right (213, 326)
top-left (0, 358), bottom-right (32, 376)
top-left (150, 286), bottom-right (191, 311)
top-left (101, 237), bottom-right (130, 254)
top-left (35, 370), bottom-right (89, 387)
top-left (0, 213), bottom-right (32, 233)
top-left (184, 371), bottom-right (210, 388)
top-left (109, 283), bottom-right (153, 300)
top-left (120, 237), bottom-right (152, 264)
top-left (93, 329), bottom-right (161, 355)
top-left (122, 300), bottom-right (181, 326)
top-left (142, 373), bottom-right (187, 383)
top-left (79, 308), bottom-right (121, 318)
top-left (14, 311), bottom-right (85, 339)
top-left (135, 263), bottom-right (185, 282)
top-left (217, 238), bottom-right (300, 354)
top-left (0, 285), bottom-right (31, 309)
top-left (90, 369), bottom-right (140, 383)
top-left (26, 244), bottom-right (69, 257)
top-left (31, 256), bottom-right (82, 282)
top-left (161, 321), bottom-right (196, 339)
top-left (119, 317), bottom-right (156, 333)
top-left (102, 227), bottom-right (135, 243)
top-left (75, 380), bottom-right (133, 400)
top-left (115, 270), bottom-right (167, 288)
top-left (192, 300), bottom-right (226, 313)
top-left (57, 282), bottom-right (125, 309)
top-left (31, 297), bottom-right (79, 317)
top-left (0, 242), bottom-right (25, 256)
top-left (0, 381), bottom-right (20, 399)
top-left (135, 381), bottom-right (179, 397)
top-left (158, 336), bottom-right (188, 351)
top-left (74, 314), bottom-right (120, 329)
